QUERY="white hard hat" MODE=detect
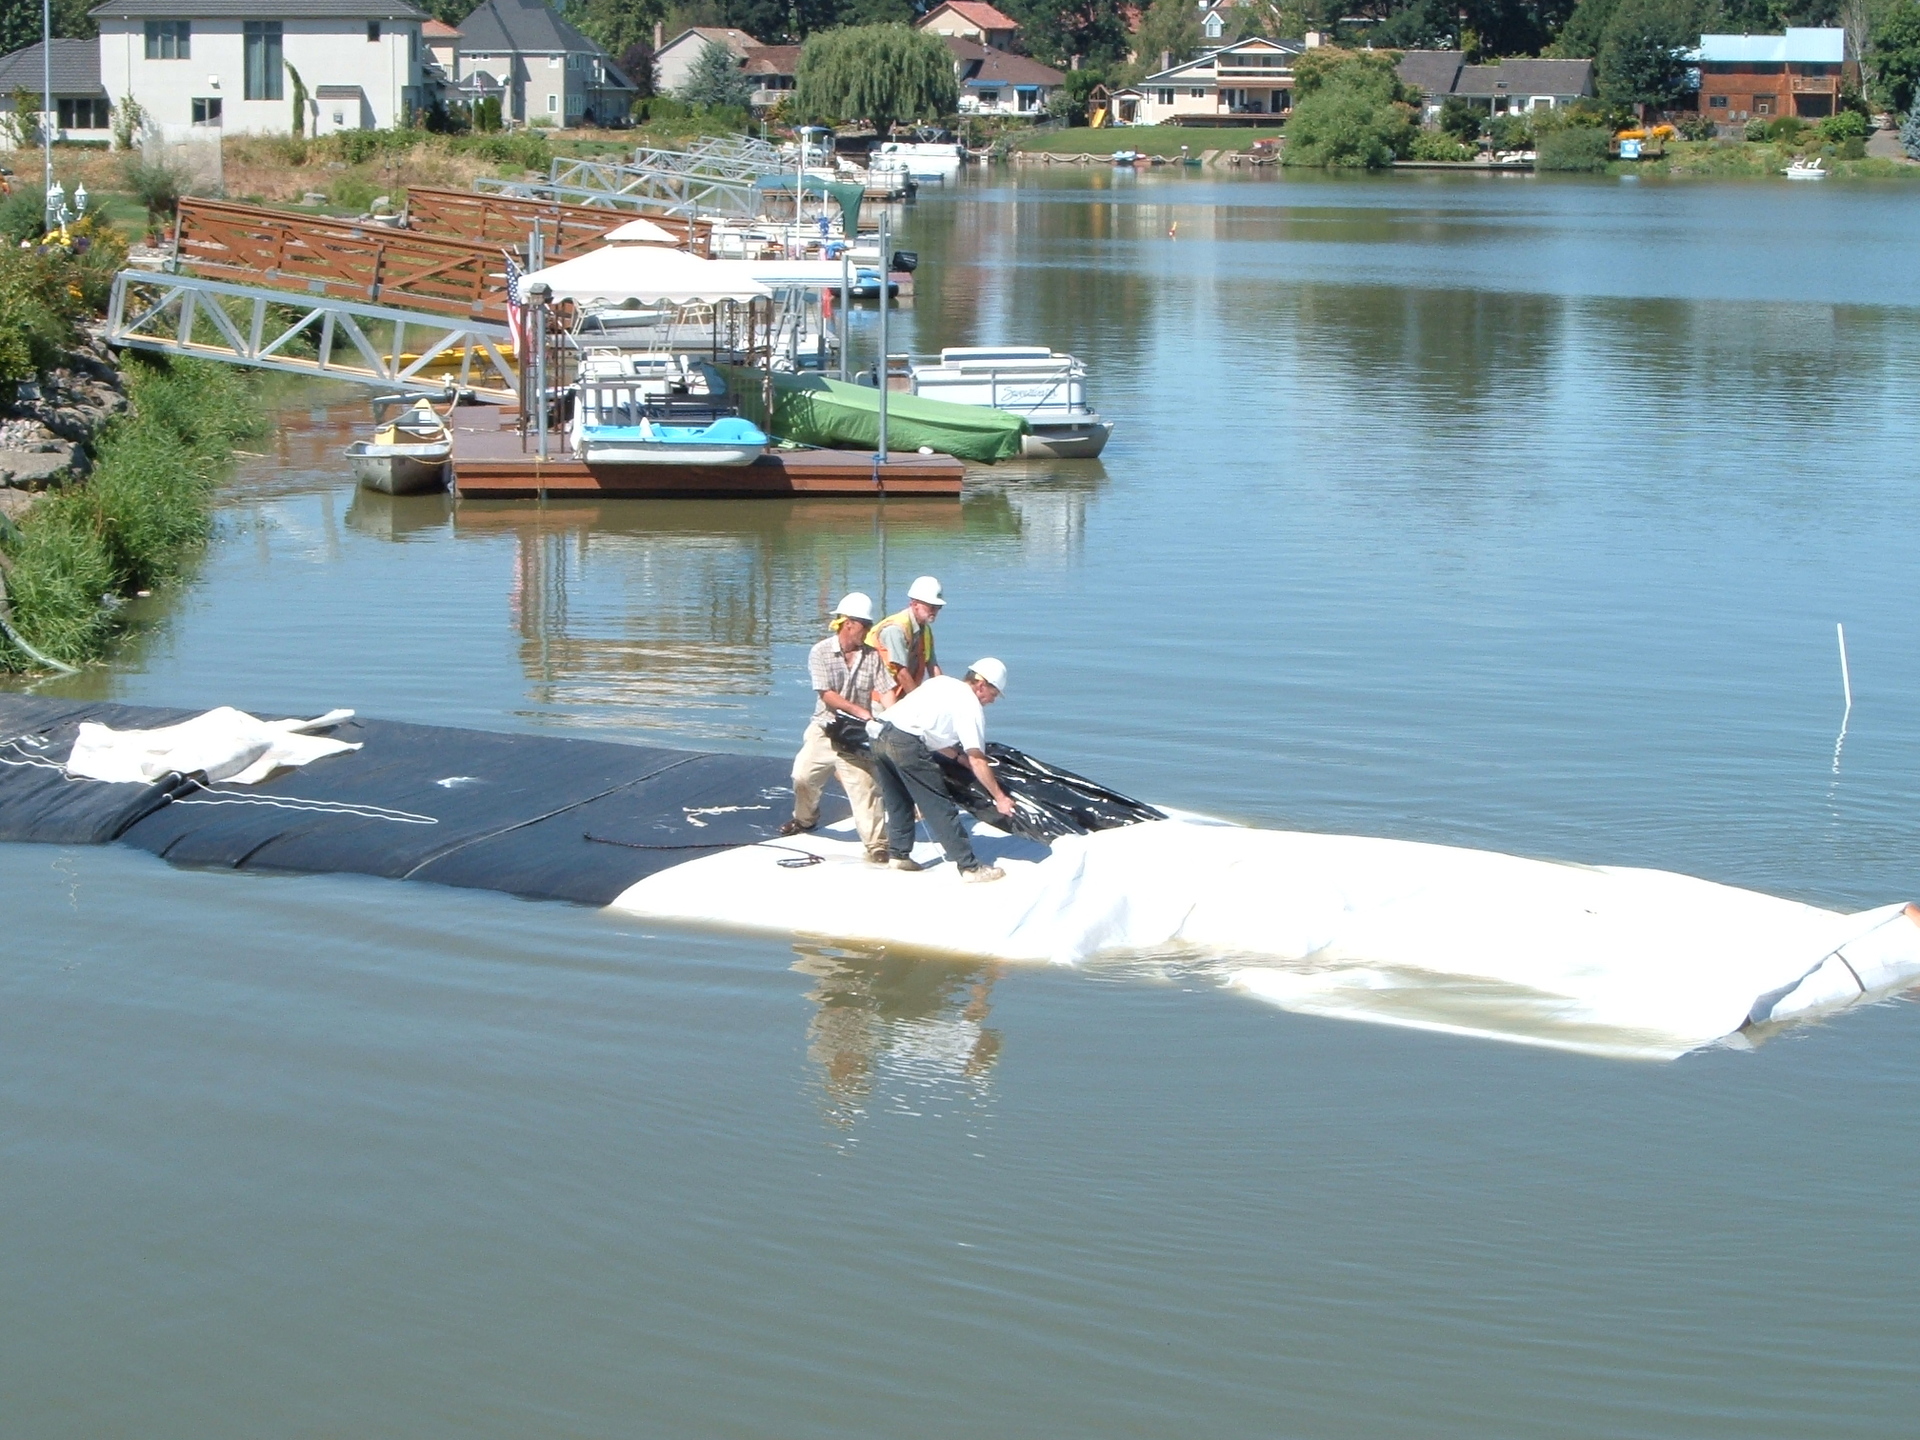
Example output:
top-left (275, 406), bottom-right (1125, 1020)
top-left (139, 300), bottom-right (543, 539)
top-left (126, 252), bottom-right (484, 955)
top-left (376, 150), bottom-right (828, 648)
top-left (832, 591), bottom-right (876, 624)
top-left (968, 657), bottom-right (1007, 693)
top-left (906, 575), bottom-right (945, 606)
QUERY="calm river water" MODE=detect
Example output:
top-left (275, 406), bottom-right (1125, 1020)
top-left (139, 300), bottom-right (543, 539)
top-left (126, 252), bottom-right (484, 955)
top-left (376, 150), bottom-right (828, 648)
top-left (6, 169), bottom-right (1920, 1436)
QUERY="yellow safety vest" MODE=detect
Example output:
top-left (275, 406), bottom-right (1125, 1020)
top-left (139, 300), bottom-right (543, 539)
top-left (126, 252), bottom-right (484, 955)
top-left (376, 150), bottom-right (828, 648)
top-left (866, 608), bottom-right (935, 685)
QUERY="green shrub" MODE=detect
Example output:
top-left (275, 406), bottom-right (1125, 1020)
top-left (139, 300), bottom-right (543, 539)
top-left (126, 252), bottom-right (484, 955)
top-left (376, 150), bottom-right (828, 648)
top-left (0, 184), bottom-right (45, 244)
top-left (1676, 113), bottom-right (1717, 141)
top-left (1487, 114), bottom-right (1534, 151)
top-left (1837, 135), bottom-right (1867, 159)
top-left (1282, 49), bottom-right (1417, 169)
top-left (1438, 95), bottom-right (1483, 142)
top-left (449, 129), bottom-right (552, 171)
top-left (1537, 125), bottom-right (1611, 171)
top-left (1408, 130), bottom-right (1475, 161)
top-left (1746, 115), bottom-right (1807, 144)
top-left (328, 172), bottom-right (380, 211)
top-left (1819, 109), bottom-right (1869, 142)
top-left (0, 489), bottom-right (117, 666)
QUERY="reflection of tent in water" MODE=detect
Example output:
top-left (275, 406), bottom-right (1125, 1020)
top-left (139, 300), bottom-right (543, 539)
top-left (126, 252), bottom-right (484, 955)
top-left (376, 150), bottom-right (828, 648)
top-left (794, 946), bottom-right (1003, 1129)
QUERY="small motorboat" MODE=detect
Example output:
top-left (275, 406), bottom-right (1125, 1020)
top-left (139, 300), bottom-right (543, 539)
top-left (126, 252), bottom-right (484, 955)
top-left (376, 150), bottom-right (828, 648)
top-left (848, 266), bottom-right (900, 300)
top-left (1111, 150), bottom-right (1144, 166)
top-left (578, 415), bottom-right (769, 467)
top-left (906, 346), bottom-right (1113, 459)
top-left (1784, 157), bottom-right (1828, 179)
top-left (870, 139), bottom-right (965, 183)
top-left (347, 398), bottom-right (451, 494)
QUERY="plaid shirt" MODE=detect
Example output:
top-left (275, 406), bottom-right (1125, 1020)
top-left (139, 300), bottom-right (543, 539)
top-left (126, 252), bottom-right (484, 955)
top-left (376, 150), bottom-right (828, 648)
top-left (808, 636), bottom-right (884, 727)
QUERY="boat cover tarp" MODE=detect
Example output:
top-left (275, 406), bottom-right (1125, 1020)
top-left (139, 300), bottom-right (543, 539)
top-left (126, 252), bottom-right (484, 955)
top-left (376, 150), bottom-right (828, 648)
top-left (750, 175), bottom-right (864, 236)
top-left (720, 365), bottom-right (1027, 463)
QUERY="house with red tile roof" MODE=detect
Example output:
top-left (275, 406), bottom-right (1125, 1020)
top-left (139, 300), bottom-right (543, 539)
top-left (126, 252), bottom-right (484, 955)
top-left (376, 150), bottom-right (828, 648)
top-left (917, 2), bottom-right (1019, 52)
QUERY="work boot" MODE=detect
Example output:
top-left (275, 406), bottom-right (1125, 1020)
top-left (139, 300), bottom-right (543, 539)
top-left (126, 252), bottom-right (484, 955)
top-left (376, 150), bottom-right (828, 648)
top-left (960, 864), bottom-right (1005, 884)
top-left (866, 846), bottom-right (890, 865)
top-left (888, 856), bottom-right (924, 872)
top-left (778, 818), bottom-right (814, 837)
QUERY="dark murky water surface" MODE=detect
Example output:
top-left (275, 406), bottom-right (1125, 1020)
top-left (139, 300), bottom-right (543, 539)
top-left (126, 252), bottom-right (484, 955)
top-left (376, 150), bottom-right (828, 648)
top-left (5, 169), bottom-right (1919, 1436)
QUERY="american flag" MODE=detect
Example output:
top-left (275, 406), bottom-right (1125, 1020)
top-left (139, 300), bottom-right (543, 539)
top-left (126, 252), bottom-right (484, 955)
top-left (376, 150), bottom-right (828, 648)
top-left (502, 249), bottom-right (526, 355)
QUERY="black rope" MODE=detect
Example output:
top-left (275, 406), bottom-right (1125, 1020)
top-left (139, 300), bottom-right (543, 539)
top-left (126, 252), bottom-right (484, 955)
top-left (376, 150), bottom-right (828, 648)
top-left (583, 832), bottom-right (823, 868)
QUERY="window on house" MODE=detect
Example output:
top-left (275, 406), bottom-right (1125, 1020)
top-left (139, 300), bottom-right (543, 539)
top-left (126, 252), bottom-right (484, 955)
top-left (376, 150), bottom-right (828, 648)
top-left (1708, 94), bottom-right (1728, 108)
top-left (1801, 63), bottom-right (1827, 76)
top-left (548, 93), bottom-right (558, 112)
top-left (1189, 86), bottom-right (1206, 98)
top-left (368, 21), bottom-right (381, 41)
top-left (244, 22), bottom-right (284, 100)
top-left (191, 96), bottom-right (221, 125)
top-left (1156, 88), bottom-right (1174, 104)
top-left (1754, 95), bottom-right (1773, 114)
top-left (58, 98), bottom-right (111, 129)
top-left (409, 30), bottom-right (419, 62)
top-left (144, 20), bottom-right (190, 59)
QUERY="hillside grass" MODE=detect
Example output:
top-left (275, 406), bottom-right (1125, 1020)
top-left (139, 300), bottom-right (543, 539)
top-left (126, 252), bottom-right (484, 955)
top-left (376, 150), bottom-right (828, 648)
top-left (1623, 138), bottom-right (1920, 179)
top-left (0, 356), bottom-right (265, 671)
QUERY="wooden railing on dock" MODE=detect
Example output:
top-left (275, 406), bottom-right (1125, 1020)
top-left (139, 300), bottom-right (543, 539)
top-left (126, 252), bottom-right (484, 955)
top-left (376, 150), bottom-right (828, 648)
top-left (174, 199), bottom-right (507, 320)
top-left (403, 186), bottom-right (712, 258)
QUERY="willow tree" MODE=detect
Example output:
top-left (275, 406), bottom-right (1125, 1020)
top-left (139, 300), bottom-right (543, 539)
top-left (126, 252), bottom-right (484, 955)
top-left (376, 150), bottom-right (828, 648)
top-left (793, 24), bottom-right (957, 137)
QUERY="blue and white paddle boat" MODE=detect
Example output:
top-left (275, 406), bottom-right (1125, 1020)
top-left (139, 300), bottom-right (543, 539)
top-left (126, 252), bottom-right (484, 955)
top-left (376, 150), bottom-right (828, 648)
top-left (568, 348), bottom-right (768, 467)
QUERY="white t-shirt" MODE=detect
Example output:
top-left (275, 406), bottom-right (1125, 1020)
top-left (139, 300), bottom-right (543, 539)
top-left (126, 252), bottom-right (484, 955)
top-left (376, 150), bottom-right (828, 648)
top-left (882, 674), bottom-right (986, 754)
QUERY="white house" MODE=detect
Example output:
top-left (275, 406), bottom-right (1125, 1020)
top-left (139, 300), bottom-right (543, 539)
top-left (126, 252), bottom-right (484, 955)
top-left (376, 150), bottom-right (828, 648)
top-left (1115, 36), bottom-right (1304, 125)
top-left (653, 26), bottom-right (757, 98)
top-left (455, 0), bottom-right (635, 127)
top-left (944, 36), bottom-right (1063, 116)
top-left (917, 1), bottom-right (1019, 51)
top-left (90, 0), bottom-right (431, 135)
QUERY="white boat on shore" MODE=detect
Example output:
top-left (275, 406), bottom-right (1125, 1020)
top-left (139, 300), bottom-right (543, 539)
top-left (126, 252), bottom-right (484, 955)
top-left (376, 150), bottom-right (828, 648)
top-left (1784, 157), bottom-right (1828, 179)
top-left (906, 347), bottom-right (1113, 459)
top-left (346, 399), bottom-right (451, 494)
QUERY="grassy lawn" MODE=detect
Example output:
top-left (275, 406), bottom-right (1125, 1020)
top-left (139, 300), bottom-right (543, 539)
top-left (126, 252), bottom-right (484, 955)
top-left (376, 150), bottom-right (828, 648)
top-left (1011, 126), bottom-right (1283, 156)
top-left (1627, 137), bottom-right (1920, 178)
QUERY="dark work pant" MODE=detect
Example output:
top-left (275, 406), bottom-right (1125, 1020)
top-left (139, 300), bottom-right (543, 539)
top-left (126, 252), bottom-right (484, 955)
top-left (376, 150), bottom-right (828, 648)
top-left (873, 724), bottom-right (980, 871)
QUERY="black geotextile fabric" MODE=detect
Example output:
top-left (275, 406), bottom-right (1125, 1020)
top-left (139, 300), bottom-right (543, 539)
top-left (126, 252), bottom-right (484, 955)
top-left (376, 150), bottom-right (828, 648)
top-left (0, 696), bottom-right (842, 905)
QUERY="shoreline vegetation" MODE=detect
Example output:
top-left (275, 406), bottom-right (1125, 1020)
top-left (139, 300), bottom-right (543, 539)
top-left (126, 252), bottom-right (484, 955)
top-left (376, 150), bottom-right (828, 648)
top-left (0, 230), bottom-right (264, 674)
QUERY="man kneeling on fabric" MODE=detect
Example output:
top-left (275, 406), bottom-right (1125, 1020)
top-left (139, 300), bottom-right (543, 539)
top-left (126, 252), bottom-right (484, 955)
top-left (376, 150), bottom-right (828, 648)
top-left (872, 658), bottom-right (1014, 884)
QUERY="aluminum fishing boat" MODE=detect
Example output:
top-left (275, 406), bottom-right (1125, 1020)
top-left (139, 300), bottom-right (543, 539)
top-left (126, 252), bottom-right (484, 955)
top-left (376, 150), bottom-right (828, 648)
top-left (905, 347), bottom-right (1113, 459)
top-left (347, 399), bottom-right (452, 494)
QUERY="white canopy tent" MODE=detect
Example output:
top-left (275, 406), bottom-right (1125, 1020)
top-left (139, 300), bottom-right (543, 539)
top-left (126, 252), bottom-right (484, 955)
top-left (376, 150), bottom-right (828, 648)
top-left (602, 217), bottom-right (683, 245)
top-left (529, 246), bottom-right (773, 308)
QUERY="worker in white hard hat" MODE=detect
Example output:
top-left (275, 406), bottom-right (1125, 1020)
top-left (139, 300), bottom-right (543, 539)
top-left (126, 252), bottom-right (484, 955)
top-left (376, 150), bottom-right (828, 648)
top-left (871, 657), bottom-right (1014, 884)
top-left (782, 591), bottom-right (889, 860)
top-left (866, 575), bottom-right (945, 706)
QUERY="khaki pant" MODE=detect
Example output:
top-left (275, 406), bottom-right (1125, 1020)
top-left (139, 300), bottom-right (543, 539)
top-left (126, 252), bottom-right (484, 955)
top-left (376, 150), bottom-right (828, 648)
top-left (791, 722), bottom-right (886, 849)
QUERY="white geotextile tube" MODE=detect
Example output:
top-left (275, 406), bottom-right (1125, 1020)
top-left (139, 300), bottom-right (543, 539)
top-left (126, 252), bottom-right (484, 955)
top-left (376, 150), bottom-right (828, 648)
top-left (608, 816), bottom-right (1920, 1059)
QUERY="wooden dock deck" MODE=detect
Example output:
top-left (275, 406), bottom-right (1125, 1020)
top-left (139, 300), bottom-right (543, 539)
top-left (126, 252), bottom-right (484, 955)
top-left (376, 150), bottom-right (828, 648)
top-left (448, 410), bottom-right (964, 500)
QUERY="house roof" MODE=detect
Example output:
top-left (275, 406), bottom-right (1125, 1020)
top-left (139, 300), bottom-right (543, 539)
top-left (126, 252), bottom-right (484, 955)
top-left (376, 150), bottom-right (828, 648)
top-left (942, 36), bottom-right (1063, 87)
top-left (1137, 36), bottom-right (1301, 86)
top-left (1395, 49), bottom-right (1464, 96)
top-left (91, 0), bottom-right (423, 15)
top-left (1453, 58), bottom-right (1593, 97)
top-left (423, 18), bottom-right (458, 37)
top-left (0, 39), bottom-right (104, 96)
top-left (1690, 27), bottom-right (1845, 64)
top-left (741, 44), bottom-right (800, 77)
top-left (458, 0), bottom-right (605, 56)
top-left (658, 26), bottom-right (758, 58)
top-left (920, 1), bottom-right (1019, 31)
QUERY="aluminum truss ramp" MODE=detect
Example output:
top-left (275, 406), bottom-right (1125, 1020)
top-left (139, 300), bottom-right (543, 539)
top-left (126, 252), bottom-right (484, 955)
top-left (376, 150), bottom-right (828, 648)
top-left (106, 270), bottom-right (519, 402)
top-left (483, 156), bottom-right (767, 220)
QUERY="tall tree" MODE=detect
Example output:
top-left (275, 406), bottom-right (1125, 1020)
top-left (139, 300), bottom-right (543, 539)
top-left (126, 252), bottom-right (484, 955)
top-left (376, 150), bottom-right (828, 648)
top-left (1547, 0), bottom-right (1618, 55)
top-left (1128, 0), bottom-right (1202, 74)
top-left (1003, 0), bottom-right (1131, 69)
top-left (678, 36), bottom-right (755, 105)
top-left (1595, 0), bottom-right (1702, 106)
top-left (792, 23), bottom-right (958, 134)
top-left (571, 0), bottom-right (669, 58)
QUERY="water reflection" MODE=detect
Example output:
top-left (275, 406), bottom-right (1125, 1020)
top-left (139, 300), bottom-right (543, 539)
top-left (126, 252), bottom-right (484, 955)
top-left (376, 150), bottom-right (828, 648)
top-left (792, 942), bottom-right (1004, 1134)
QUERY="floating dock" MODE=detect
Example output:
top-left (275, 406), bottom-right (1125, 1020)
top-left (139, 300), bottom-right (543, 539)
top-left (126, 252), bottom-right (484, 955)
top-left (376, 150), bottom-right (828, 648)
top-left (447, 408), bottom-right (964, 499)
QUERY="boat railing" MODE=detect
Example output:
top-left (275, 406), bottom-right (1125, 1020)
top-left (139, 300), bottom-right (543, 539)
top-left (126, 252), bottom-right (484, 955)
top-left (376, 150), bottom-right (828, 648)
top-left (901, 353), bottom-right (1085, 412)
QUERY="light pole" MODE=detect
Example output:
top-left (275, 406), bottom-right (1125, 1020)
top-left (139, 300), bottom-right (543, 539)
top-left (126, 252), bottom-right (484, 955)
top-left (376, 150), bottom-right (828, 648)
top-left (42, 0), bottom-right (53, 233)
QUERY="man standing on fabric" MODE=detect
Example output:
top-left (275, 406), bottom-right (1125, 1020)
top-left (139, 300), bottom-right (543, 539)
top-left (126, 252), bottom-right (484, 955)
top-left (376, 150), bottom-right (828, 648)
top-left (782, 592), bottom-right (889, 862)
top-left (867, 575), bottom-right (945, 705)
top-left (872, 658), bottom-right (1014, 884)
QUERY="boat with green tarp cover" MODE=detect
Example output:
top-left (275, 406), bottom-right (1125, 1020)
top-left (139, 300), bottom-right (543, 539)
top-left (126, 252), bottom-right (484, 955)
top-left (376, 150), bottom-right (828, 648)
top-left (719, 365), bottom-right (1028, 463)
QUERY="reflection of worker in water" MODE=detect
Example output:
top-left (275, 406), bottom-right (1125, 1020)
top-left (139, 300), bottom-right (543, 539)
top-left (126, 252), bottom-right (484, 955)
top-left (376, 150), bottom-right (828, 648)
top-left (796, 947), bottom-right (1005, 1127)
top-left (782, 591), bottom-right (888, 861)
top-left (867, 575), bottom-right (945, 704)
